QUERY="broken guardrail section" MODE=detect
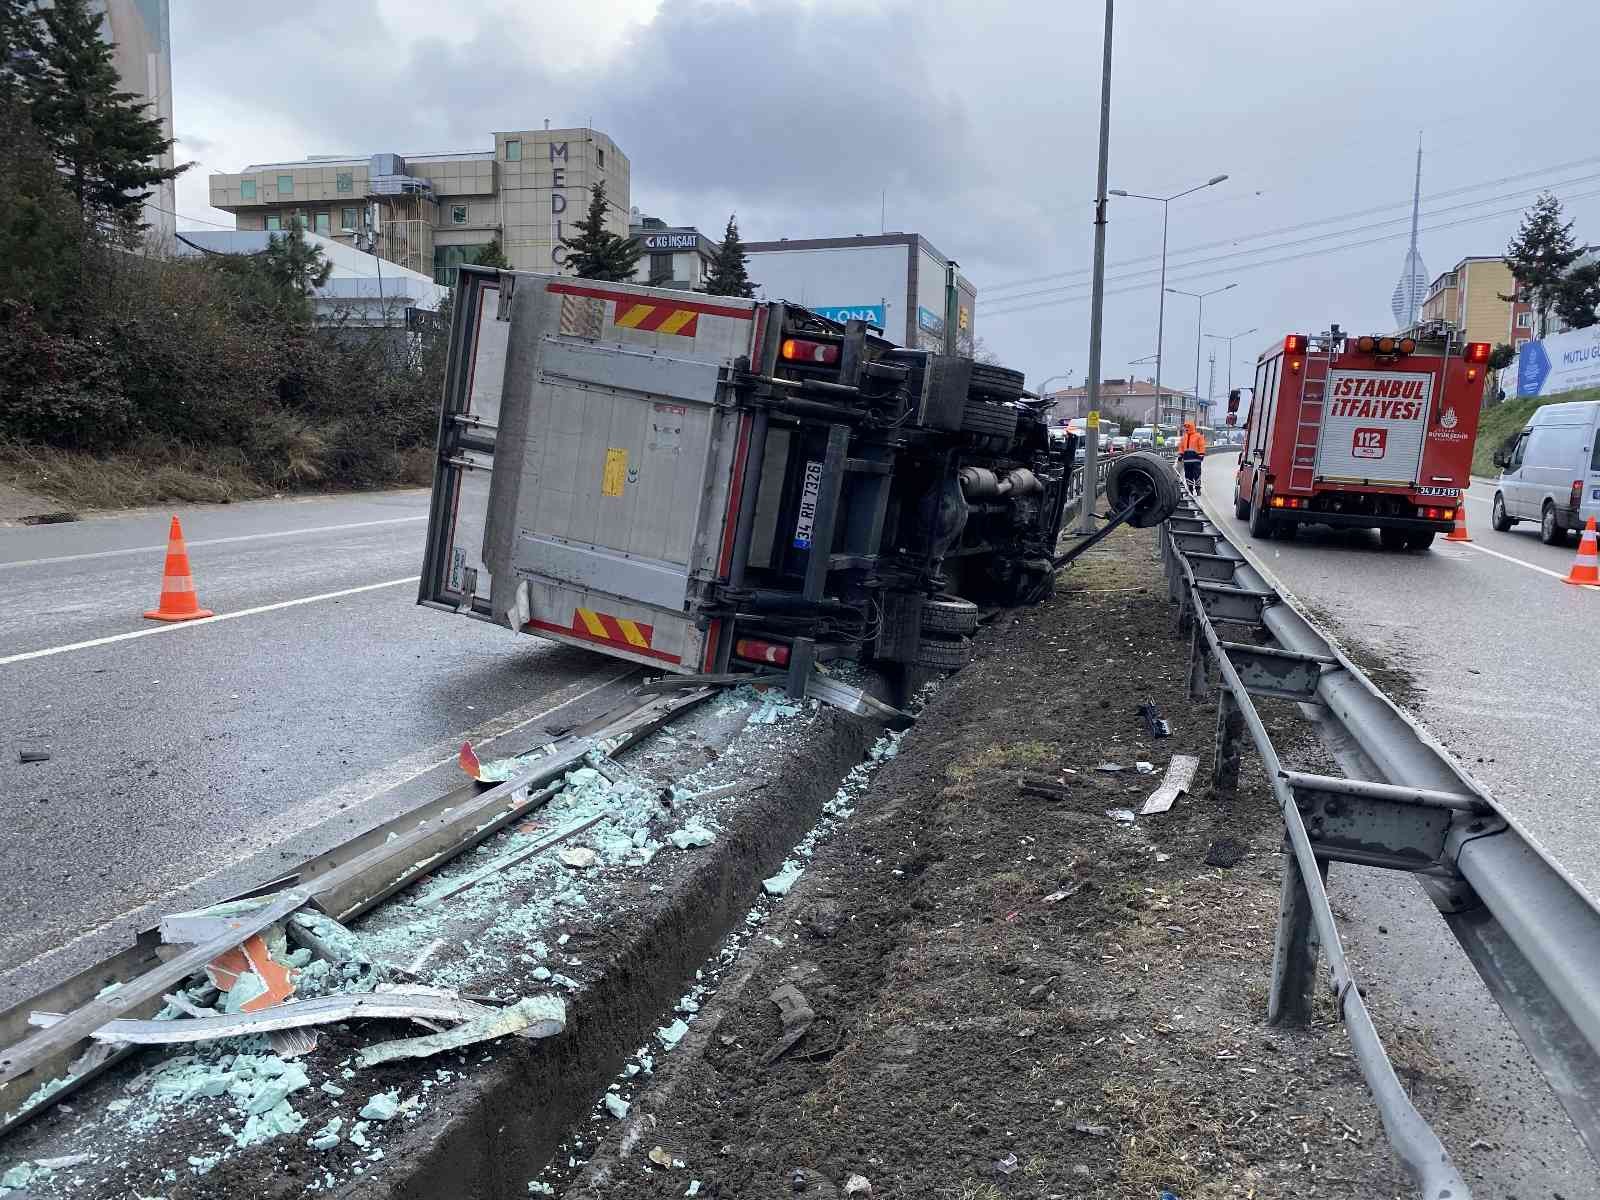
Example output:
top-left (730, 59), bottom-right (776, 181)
top-left (1159, 492), bottom-right (1600, 1198)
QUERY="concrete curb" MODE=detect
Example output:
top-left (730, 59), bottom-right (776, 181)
top-left (342, 710), bottom-right (871, 1200)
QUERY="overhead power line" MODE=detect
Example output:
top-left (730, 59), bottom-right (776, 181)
top-left (983, 184), bottom-right (1600, 321)
top-left (982, 152), bottom-right (1600, 298)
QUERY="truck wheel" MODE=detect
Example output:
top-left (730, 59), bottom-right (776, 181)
top-left (1106, 451), bottom-right (1179, 528)
top-left (1406, 530), bottom-right (1436, 550)
top-left (1491, 492), bottom-right (1514, 531)
top-left (1540, 502), bottom-right (1568, 546)
top-left (960, 399), bottom-right (1019, 440)
top-left (921, 596), bottom-right (979, 635)
top-left (968, 363), bottom-right (1026, 401)
top-left (914, 634), bottom-right (975, 670)
top-left (1234, 486), bottom-right (1250, 522)
top-left (1379, 528), bottom-right (1409, 550)
top-left (1247, 489), bottom-right (1274, 540)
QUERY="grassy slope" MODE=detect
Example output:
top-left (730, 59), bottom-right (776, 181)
top-left (1472, 385), bottom-right (1600, 476)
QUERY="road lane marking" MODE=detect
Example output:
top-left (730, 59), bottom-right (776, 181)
top-left (0, 577), bottom-right (420, 666)
top-left (0, 515), bottom-right (426, 570)
top-left (1454, 539), bottom-right (1600, 586)
top-left (0, 666), bottom-right (640, 982)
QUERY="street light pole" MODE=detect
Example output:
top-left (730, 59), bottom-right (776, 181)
top-left (1078, 0), bottom-right (1114, 537)
top-left (1165, 282), bottom-right (1236, 424)
top-left (1205, 326), bottom-right (1258, 406)
top-left (1108, 172), bottom-right (1227, 434)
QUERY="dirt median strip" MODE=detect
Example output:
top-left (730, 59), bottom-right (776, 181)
top-left (558, 525), bottom-right (1461, 1199)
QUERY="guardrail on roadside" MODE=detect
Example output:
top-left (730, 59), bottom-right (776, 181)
top-left (1158, 494), bottom-right (1600, 1196)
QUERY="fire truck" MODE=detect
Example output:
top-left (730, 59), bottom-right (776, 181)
top-left (1229, 325), bottom-right (1487, 549)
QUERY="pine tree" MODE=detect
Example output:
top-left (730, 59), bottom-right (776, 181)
top-left (1504, 193), bottom-right (1581, 337)
top-left (260, 223), bottom-right (331, 322)
top-left (23, 0), bottom-right (185, 223)
top-left (704, 214), bottom-right (756, 298)
top-left (1553, 261), bottom-right (1600, 331)
top-left (559, 181), bottom-right (642, 281)
top-left (474, 236), bottom-right (511, 270)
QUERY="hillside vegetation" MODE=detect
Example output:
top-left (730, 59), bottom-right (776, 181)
top-left (1472, 387), bottom-right (1600, 476)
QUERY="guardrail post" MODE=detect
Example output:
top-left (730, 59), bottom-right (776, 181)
top-left (1186, 623), bottom-right (1211, 699)
top-left (1268, 850), bottom-right (1329, 1027)
top-left (1213, 688), bottom-right (1243, 798)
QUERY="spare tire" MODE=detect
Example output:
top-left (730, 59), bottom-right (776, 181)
top-left (1106, 450), bottom-right (1179, 528)
top-left (968, 362), bottom-right (1026, 401)
top-left (921, 596), bottom-right (979, 634)
top-left (960, 399), bottom-right (1019, 439)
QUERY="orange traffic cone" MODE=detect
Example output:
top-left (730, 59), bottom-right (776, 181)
top-left (1445, 505), bottom-right (1471, 542)
top-left (1562, 516), bottom-right (1599, 587)
top-left (143, 515), bottom-right (214, 621)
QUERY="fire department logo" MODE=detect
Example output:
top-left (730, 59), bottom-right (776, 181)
top-left (1439, 406), bottom-right (1458, 430)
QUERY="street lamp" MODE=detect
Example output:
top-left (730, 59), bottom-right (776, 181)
top-left (1204, 326), bottom-right (1258, 411)
top-left (1166, 283), bottom-right (1236, 424)
top-left (1108, 173), bottom-right (1228, 431)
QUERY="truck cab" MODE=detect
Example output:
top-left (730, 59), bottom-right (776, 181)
top-left (1232, 328), bottom-right (1486, 550)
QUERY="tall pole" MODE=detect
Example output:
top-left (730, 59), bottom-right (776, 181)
top-left (1078, 0), bottom-right (1114, 536)
top-left (1207, 349), bottom-right (1216, 416)
top-left (1193, 292), bottom-right (1204, 426)
top-left (1155, 201), bottom-right (1168, 430)
top-left (1406, 135), bottom-right (1423, 329)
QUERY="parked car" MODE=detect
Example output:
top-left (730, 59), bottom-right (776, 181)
top-left (1109, 436), bottom-right (1132, 455)
top-left (1491, 399), bottom-right (1600, 545)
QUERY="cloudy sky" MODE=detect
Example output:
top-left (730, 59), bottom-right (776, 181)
top-left (169, 0), bottom-right (1600, 397)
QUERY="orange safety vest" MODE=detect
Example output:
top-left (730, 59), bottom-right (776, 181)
top-left (1178, 429), bottom-right (1206, 455)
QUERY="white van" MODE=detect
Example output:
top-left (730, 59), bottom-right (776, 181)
top-left (1491, 400), bottom-right (1600, 544)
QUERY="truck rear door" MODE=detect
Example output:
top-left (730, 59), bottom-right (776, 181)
top-left (1315, 366), bottom-right (1435, 485)
top-left (420, 269), bottom-right (763, 672)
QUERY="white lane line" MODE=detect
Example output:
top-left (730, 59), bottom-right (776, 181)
top-left (0, 577), bottom-right (419, 666)
top-left (0, 515), bottom-right (426, 571)
top-left (1, 666), bottom-right (639, 981)
top-left (1453, 539), bottom-right (1599, 586)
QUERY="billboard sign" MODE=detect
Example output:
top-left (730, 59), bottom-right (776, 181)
top-left (1513, 326), bottom-right (1600, 397)
top-left (917, 306), bottom-right (945, 335)
top-left (810, 303), bottom-right (887, 327)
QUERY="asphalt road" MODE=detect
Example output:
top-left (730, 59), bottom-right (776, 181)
top-left (1198, 452), bottom-right (1598, 1193)
top-left (0, 490), bottom-right (628, 998)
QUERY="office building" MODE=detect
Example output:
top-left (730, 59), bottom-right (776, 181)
top-left (628, 210), bottom-right (718, 290)
top-left (208, 127), bottom-right (629, 286)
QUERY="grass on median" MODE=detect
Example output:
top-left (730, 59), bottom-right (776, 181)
top-left (1472, 386), bottom-right (1600, 476)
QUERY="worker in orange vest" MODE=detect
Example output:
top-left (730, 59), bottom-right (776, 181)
top-left (1178, 421), bottom-right (1207, 493)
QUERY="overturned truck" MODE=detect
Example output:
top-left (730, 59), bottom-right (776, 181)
top-left (420, 269), bottom-right (1169, 693)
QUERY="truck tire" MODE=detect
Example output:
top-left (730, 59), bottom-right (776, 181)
top-left (968, 363), bottom-right (1026, 401)
top-left (921, 596), bottom-right (979, 635)
top-left (914, 634), bottom-right (975, 670)
top-left (1106, 451), bottom-right (1179, 528)
top-left (960, 399), bottom-right (1019, 439)
top-left (1234, 485), bottom-right (1250, 522)
top-left (1405, 530), bottom-right (1436, 550)
top-left (1491, 492), bottom-right (1514, 531)
top-left (1247, 488), bottom-right (1274, 540)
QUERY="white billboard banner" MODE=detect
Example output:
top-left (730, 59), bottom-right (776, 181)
top-left (1513, 326), bottom-right (1600, 397)
top-left (1314, 369), bottom-right (1433, 484)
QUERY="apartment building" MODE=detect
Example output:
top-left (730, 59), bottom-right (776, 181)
top-left (628, 211), bottom-right (719, 291)
top-left (208, 127), bottom-right (630, 286)
top-left (1044, 378), bottom-right (1207, 426)
top-left (1418, 255), bottom-right (1534, 347)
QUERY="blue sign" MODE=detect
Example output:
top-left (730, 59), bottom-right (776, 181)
top-left (1518, 339), bottom-right (1551, 396)
top-left (811, 304), bottom-right (886, 328)
top-left (917, 306), bottom-right (945, 335)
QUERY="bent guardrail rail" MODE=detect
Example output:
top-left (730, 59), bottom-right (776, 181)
top-left (1159, 491), bottom-right (1600, 1198)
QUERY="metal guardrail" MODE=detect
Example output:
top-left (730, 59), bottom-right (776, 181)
top-left (1158, 489), bottom-right (1600, 1196)
top-left (1064, 453), bottom-right (1114, 506)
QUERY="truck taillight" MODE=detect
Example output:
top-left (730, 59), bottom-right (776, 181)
top-left (1284, 333), bottom-right (1305, 353)
top-left (1465, 342), bottom-right (1491, 363)
top-left (1418, 506), bottom-right (1456, 521)
top-left (734, 637), bottom-right (790, 666)
top-left (781, 338), bottom-right (841, 365)
top-left (1572, 481), bottom-right (1584, 510)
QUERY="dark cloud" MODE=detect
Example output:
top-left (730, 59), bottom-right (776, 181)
top-left (172, 0), bottom-right (1600, 387)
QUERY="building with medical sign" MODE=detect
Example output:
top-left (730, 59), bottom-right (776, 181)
top-left (742, 233), bottom-right (976, 353)
top-left (208, 126), bottom-right (629, 287)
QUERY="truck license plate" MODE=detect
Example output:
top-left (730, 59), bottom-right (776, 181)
top-left (793, 460), bottom-right (824, 549)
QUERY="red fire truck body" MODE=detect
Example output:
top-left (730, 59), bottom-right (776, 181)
top-left (1231, 329), bottom-right (1488, 549)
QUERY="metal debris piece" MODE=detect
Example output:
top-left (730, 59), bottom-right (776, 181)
top-left (1017, 775), bottom-right (1071, 801)
top-left (420, 812), bottom-right (612, 905)
top-left (1073, 1121), bottom-right (1111, 1137)
top-left (28, 989), bottom-right (505, 1045)
top-left (1105, 808), bottom-right (1136, 823)
top-left (1095, 762), bottom-right (1126, 774)
top-left (355, 995), bottom-right (566, 1069)
top-left (18, 749), bottom-right (51, 764)
top-left (805, 670), bottom-right (912, 724)
top-left (1135, 761), bottom-right (1155, 774)
top-left (762, 984), bottom-right (816, 1065)
top-left (1139, 754), bottom-right (1200, 816)
top-left (1138, 700), bottom-right (1171, 738)
top-left (994, 1153), bottom-right (1020, 1175)
top-left (1041, 884), bottom-right (1084, 905)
